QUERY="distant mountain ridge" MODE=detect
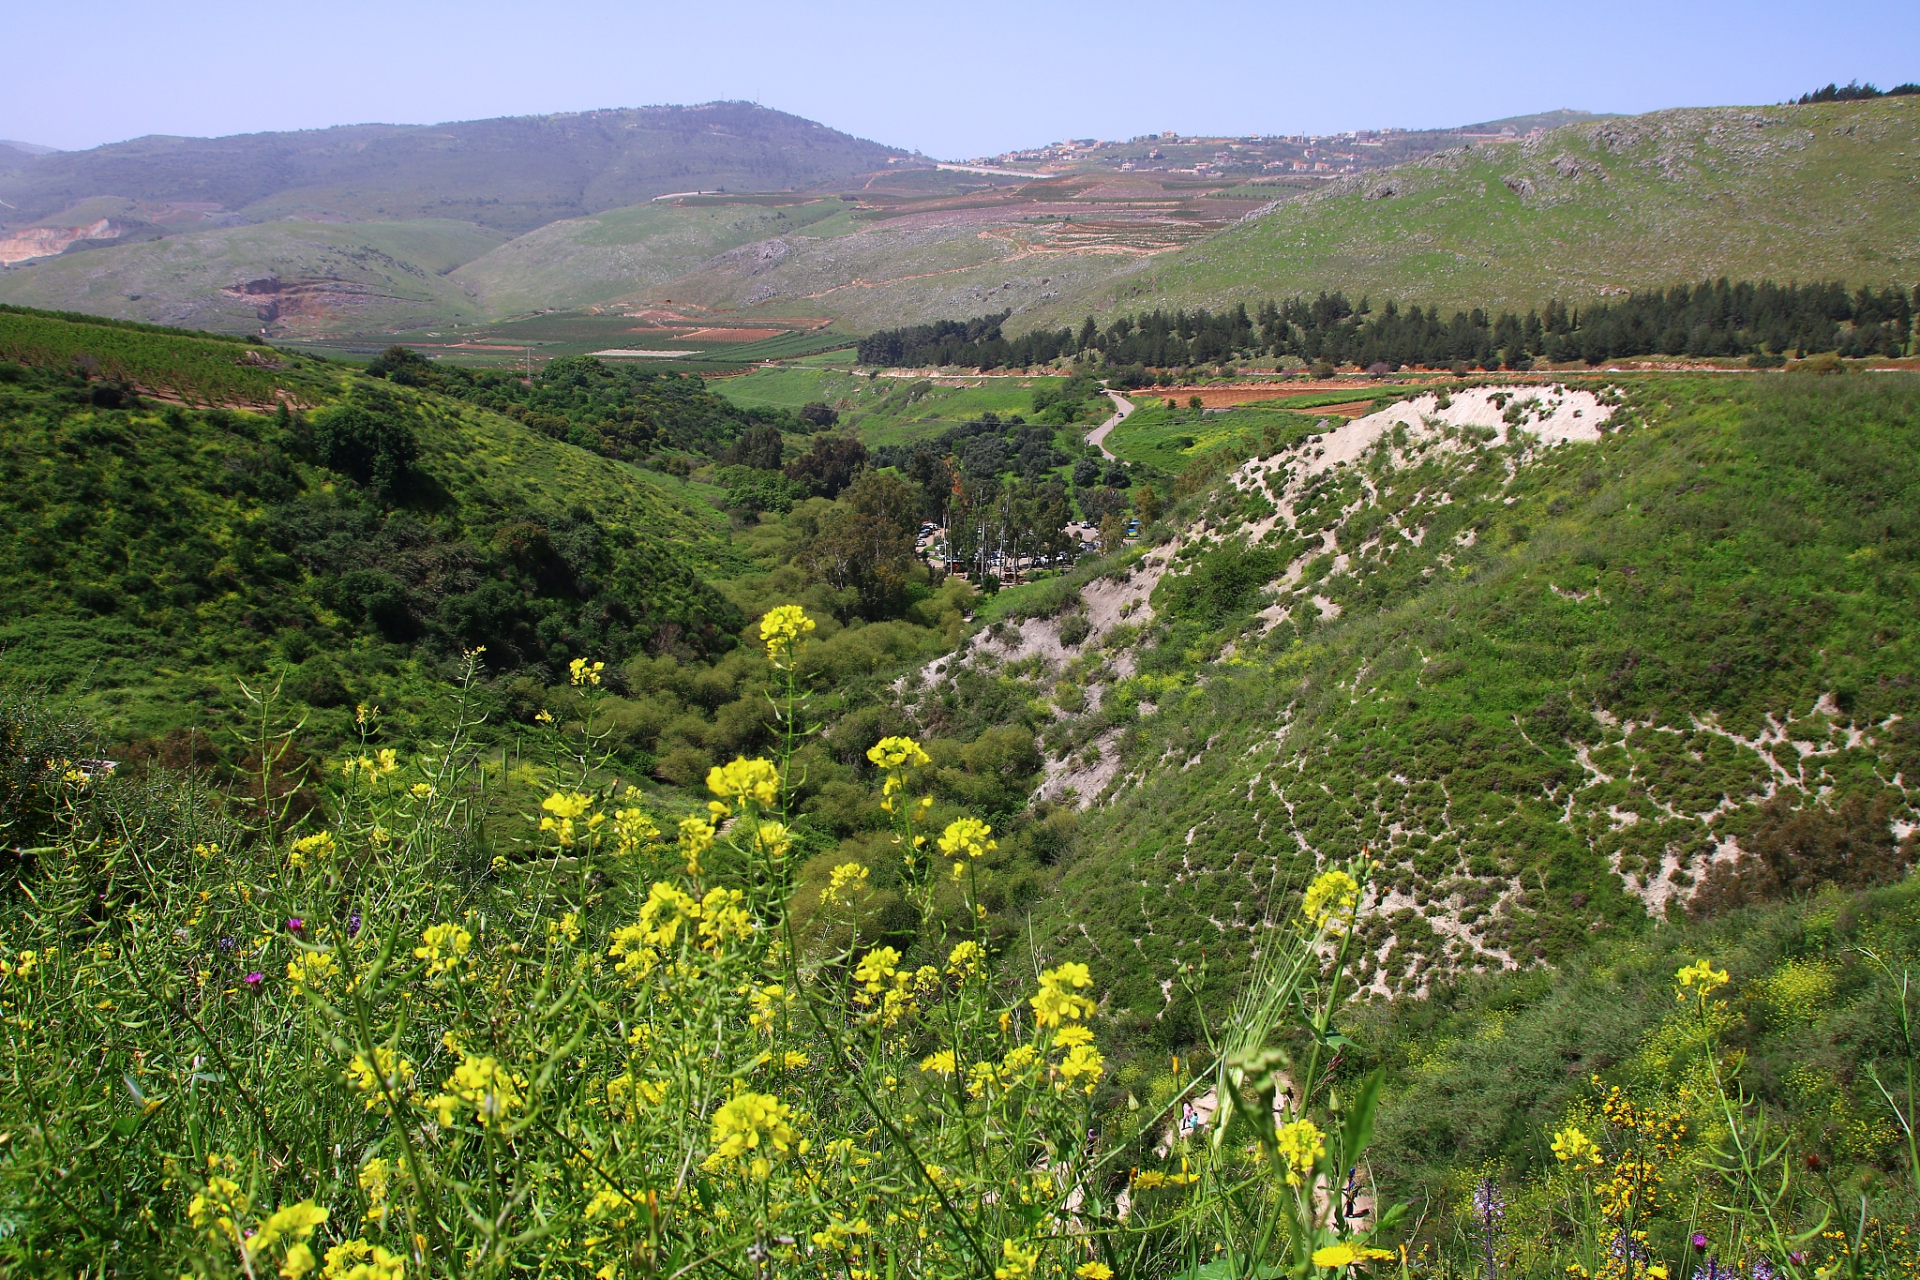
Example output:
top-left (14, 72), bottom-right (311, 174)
top-left (0, 103), bottom-right (904, 234)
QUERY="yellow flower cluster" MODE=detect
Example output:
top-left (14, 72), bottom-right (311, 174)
top-left (867, 735), bottom-right (932, 771)
top-left (1675, 958), bottom-right (1730, 1002)
top-left (1312, 1241), bottom-right (1395, 1270)
top-left (322, 1238), bottom-right (406, 1280)
top-left (289, 830), bottom-right (335, 870)
top-left (759, 604), bottom-right (816, 666)
top-left (568, 657), bottom-right (605, 686)
top-left (347, 1046), bottom-right (416, 1112)
top-left (607, 881), bottom-right (754, 981)
top-left (341, 749), bottom-right (400, 781)
top-left (427, 1053), bottom-right (527, 1129)
top-left (1276, 1118), bottom-right (1326, 1186)
top-left (413, 923), bottom-right (472, 978)
top-left (707, 757), bottom-right (782, 813)
top-left (1302, 868), bottom-right (1361, 930)
top-left (994, 1238), bottom-right (1039, 1279)
top-left (826, 861), bottom-right (870, 906)
top-left (703, 1089), bottom-right (803, 1179)
top-left (613, 806), bottom-right (660, 857)
top-left (1030, 962), bottom-right (1096, 1028)
top-left (1551, 1125), bottom-right (1605, 1168)
top-left (539, 791), bottom-right (602, 847)
top-left (286, 950), bottom-right (341, 992)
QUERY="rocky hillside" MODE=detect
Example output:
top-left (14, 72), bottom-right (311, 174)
top-left (899, 375), bottom-right (1920, 1047)
top-left (1021, 97), bottom-right (1920, 329)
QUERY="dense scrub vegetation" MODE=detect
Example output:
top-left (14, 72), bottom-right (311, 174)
top-left (365, 346), bottom-right (812, 470)
top-left (0, 305), bottom-right (316, 405)
top-left (857, 280), bottom-right (1919, 372)
top-left (0, 356), bottom-right (742, 746)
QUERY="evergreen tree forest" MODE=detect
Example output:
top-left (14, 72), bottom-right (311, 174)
top-left (855, 280), bottom-right (1919, 372)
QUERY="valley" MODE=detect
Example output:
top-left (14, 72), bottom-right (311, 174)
top-left (1, 79), bottom-right (1918, 1280)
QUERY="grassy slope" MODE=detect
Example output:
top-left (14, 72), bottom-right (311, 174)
top-left (1017, 376), bottom-right (1920, 1049)
top-left (0, 337), bottom-right (737, 745)
top-left (0, 220), bottom-right (507, 333)
top-left (718, 366), bottom-right (1061, 446)
top-left (451, 199), bottom-right (860, 317)
top-left (1019, 98), bottom-right (1920, 329)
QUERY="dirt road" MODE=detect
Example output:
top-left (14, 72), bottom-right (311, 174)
top-left (1087, 389), bottom-right (1135, 460)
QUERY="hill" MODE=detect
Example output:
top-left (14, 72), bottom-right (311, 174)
top-left (1015, 97), bottom-right (1920, 328)
top-left (896, 374), bottom-right (1920, 1034)
top-left (0, 309), bottom-right (747, 745)
top-left (0, 103), bottom-right (903, 233)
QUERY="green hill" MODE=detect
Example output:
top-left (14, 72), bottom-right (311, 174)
top-left (1018, 97), bottom-right (1920, 329)
top-left (0, 310), bottom-right (744, 745)
top-left (910, 374), bottom-right (1920, 1037)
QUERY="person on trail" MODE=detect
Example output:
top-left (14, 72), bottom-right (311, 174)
top-left (1180, 1101), bottom-right (1197, 1136)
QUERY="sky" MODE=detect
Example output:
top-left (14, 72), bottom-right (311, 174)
top-left (5, 0), bottom-right (1918, 156)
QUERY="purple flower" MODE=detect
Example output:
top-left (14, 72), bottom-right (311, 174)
top-left (1694, 1259), bottom-right (1736, 1280)
top-left (287, 917), bottom-right (304, 933)
top-left (1693, 1235), bottom-right (1710, 1250)
top-left (218, 936), bottom-right (235, 952)
top-left (244, 972), bottom-right (265, 988)
top-left (1472, 1177), bottom-right (1507, 1226)
top-left (347, 912), bottom-right (362, 937)
top-left (1788, 1255), bottom-right (1806, 1267)
top-left (1749, 1258), bottom-right (1777, 1280)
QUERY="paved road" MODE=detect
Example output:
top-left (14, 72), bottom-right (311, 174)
top-left (1086, 389), bottom-right (1135, 461)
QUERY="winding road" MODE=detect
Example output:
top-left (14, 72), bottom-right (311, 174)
top-left (1086, 388), bottom-right (1135, 461)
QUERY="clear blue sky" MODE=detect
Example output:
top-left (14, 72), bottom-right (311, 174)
top-left (5, 0), bottom-right (1917, 156)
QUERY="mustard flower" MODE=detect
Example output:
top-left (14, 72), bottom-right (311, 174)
top-left (759, 604), bottom-right (816, 666)
top-left (568, 657), bottom-right (605, 687)
top-left (866, 734), bottom-right (932, 770)
top-left (707, 757), bottom-right (781, 809)
top-left (946, 939), bottom-right (985, 978)
top-left (613, 807), bottom-right (660, 857)
top-left (1031, 962), bottom-right (1097, 1028)
top-left (920, 1049), bottom-right (957, 1076)
top-left (286, 950), bottom-right (341, 992)
top-left (994, 1238), bottom-right (1040, 1280)
top-left (1675, 959), bottom-right (1730, 1002)
top-left (826, 861), bottom-right (870, 906)
top-left (321, 1238), bottom-right (406, 1280)
top-left (1058, 1043), bottom-right (1105, 1093)
top-left (426, 1053), bottom-right (527, 1129)
top-left (703, 1089), bottom-right (801, 1178)
top-left (937, 816), bottom-right (995, 860)
top-left (346, 1047), bottom-right (415, 1111)
top-left (1302, 868), bottom-right (1361, 930)
top-left (413, 923), bottom-right (472, 978)
top-left (1276, 1118), bottom-right (1326, 1186)
top-left (1551, 1125), bottom-right (1604, 1168)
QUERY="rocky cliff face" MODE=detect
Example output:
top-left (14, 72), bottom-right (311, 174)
top-left (0, 219), bottom-right (117, 265)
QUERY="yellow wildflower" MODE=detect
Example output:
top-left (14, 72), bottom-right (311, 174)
top-left (1675, 959), bottom-right (1731, 1001)
top-left (358, 1160), bottom-right (393, 1226)
top-left (1030, 962), bottom-right (1097, 1028)
top-left (994, 1238), bottom-right (1039, 1280)
top-left (947, 939), bottom-right (985, 978)
top-left (569, 657), bottom-right (605, 687)
top-left (826, 861), bottom-right (870, 906)
top-left (677, 815), bottom-right (715, 876)
top-left (413, 923), bottom-right (472, 978)
top-left (866, 735), bottom-right (932, 770)
top-left (286, 950), bottom-right (341, 992)
top-left (1302, 868), bottom-right (1361, 930)
top-left (1077, 1264), bottom-right (1116, 1280)
top-left (426, 1054), bottom-right (527, 1129)
top-left (1276, 1118), bottom-right (1326, 1186)
top-left (1058, 1043), bottom-right (1105, 1093)
top-left (189, 1174), bottom-right (248, 1244)
top-left (754, 820), bottom-right (792, 860)
top-left (1312, 1241), bottom-right (1395, 1269)
top-left (853, 947), bottom-right (901, 993)
top-left (321, 1239), bottom-right (406, 1280)
top-left (290, 831), bottom-right (336, 868)
top-left (759, 604), bottom-right (816, 666)
top-left (707, 757), bottom-right (781, 809)
top-left (937, 816), bottom-right (995, 860)
top-left (1551, 1125), bottom-right (1604, 1167)
top-left (703, 1090), bottom-right (801, 1178)
top-left (613, 807), bottom-right (660, 856)
top-left (920, 1049), bottom-right (957, 1076)
top-left (346, 1047), bottom-right (415, 1111)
